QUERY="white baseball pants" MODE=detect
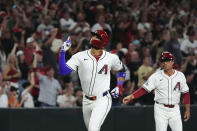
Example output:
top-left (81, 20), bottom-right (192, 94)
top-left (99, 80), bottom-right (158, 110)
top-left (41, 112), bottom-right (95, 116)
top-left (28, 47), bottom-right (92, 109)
top-left (154, 102), bottom-right (182, 131)
top-left (82, 93), bottom-right (112, 131)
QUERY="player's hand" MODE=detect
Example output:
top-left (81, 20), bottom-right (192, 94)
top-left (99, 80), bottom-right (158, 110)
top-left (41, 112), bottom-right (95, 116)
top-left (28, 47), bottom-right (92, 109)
top-left (110, 87), bottom-right (119, 99)
top-left (184, 110), bottom-right (190, 122)
top-left (61, 36), bottom-right (72, 52)
top-left (122, 94), bottom-right (134, 104)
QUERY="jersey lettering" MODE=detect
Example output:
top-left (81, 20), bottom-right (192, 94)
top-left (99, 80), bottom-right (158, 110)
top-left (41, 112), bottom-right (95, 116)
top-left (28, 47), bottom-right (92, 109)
top-left (174, 82), bottom-right (180, 91)
top-left (98, 65), bottom-right (108, 75)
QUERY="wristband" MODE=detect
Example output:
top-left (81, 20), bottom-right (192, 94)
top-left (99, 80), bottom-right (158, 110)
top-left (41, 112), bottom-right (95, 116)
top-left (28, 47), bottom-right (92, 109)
top-left (117, 81), bottom-right (124, 85)
top-left (117, 72), bottom-right (126, 79)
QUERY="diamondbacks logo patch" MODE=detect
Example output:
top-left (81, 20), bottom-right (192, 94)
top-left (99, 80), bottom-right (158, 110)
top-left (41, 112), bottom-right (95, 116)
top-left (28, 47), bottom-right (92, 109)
top-left (174, 82), bottom-right (180, 91)
top-left (98, 65), bottom-right (108, 75)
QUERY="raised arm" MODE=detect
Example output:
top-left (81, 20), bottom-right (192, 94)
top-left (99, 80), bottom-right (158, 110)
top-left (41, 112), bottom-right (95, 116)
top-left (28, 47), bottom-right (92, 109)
top-left (59, 37), bottom-right (72, 75)
top-left (10, 44), bottom-right (18, 55)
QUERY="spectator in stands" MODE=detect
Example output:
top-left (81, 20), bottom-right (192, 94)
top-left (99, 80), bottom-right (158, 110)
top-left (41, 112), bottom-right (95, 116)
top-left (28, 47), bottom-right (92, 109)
top-left (16, 49), bottom-right (29, 92)
top-left (0, 40), bottom-right (6, 71)
top-left (42, 28), bottom-right (58, 74)
top-left (141, 31), bottom-right (153, 48)
top-left (114, 12), bottom-right (133, 48)
top-left (81, 27), bottom-right (91, 51)
top-left (2, 44), bottom-right (21, 83)
top-left (136, 56), bottom-right (157, 105)
top-left (91, 14), bottom-right (112, 34)
top-left (31, 49), bottom-right (45, 107)
top-left (74, 12), bottom-right (90, 35)
top-left (0, 73), bottom-right (8, 107)
top-left (163, 31), bottom-right (182, 67)
top-left (180, 27), bottom-right (197, 57)
top-left (59, 10), bottom-right (76, 39)
top-left (137, 56), bottom-right (157, 88)
top-left (48, 3), bottom-right (59, 27)
top-left (37, 15), bottom-right (54, 40)
top-left (57, 86), bottom-right (76, 108)
top-left (74, 88), bottom-right (83, 107)
top-left (37, 65), bottom-right (62, 107)
top-left (21, 81), bottom-right (34, 108)
top-left (137, 11), bottom-right (151, 35)
top-left (0, 86), bottom-right (8, 107)
top-left (8, 85), bottom-right (26, 108)
top-left (154, 28), bottom-right (170, 62)
top-left (181, 50), bottom-right (197, 104)
top-left (17, 50), bottom-right (28, 80)
top-left (0, 13), bottom-right (14, 56)
top-left (24, 37), bottom-right (36, 66)
top-left (125, 43), bottom-right (136, 63)
top-left (126, 50), bottom-right (141, 86)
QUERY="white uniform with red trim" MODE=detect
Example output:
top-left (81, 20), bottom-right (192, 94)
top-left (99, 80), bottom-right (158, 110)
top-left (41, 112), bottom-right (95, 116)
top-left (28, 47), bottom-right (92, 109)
top-left (67, 49), bottom-right (123, 131)
top-left (143, 69), bottom-right (189, 131)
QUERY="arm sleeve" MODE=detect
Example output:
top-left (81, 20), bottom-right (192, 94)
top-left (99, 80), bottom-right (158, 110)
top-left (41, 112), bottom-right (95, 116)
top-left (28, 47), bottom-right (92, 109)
top-left (182, 92), bottom-right (190, 104)
top-left (180, 73), bottom-right (189, 93)
top-left (111, 54), bottom-right (123, 71)
top-left (133, 88), bottom-right (148, 99)
top-left (59, 51), bottom-right (72, 75)
top-left (142, 74), bottom-right (156, 92)
top-left (56, 80), bottom-right (61, 89)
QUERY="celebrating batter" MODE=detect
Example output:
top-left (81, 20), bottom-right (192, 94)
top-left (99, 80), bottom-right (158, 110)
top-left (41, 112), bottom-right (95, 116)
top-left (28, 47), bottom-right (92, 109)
top-left (59, 30), bottom-right (126, 131)
top-left (123, 51), bottom-right (190, 131)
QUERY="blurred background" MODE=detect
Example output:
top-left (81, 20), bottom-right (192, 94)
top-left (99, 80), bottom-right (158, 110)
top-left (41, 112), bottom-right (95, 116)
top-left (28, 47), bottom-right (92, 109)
top-left (0, 0), bottom-right (197, 130)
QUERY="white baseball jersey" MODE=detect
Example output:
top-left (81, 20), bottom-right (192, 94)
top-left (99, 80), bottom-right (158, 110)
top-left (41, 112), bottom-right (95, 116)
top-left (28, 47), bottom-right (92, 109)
top-left (143, 69), bottom-right (189, 105)
top-left (67, 49), bottom-right (122, 96)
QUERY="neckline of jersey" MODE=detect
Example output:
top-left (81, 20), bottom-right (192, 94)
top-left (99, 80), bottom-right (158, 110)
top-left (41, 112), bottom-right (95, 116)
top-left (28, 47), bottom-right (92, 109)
top-left (161, 69), bottom-right (177, 78)
top-left (88, 49), bottom-right (105, 61)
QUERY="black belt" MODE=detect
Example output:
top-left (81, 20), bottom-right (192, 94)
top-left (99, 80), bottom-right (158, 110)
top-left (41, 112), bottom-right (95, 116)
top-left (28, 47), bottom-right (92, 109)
top-left (85, 91), bottom-right (108, 101)
top-left (156, 101), bottom-right (175, 108)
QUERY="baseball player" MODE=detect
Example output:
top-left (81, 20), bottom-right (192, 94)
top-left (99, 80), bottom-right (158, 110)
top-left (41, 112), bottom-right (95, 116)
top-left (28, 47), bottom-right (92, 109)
top-left (123, 51), bottom-right (190, 131)
top-left (59, 30), bottom-right (126, 131)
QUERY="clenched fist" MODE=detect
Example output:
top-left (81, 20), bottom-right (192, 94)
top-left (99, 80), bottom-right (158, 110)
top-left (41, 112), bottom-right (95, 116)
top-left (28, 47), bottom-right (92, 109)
top-left (122, 94), bottom-right (134, 104)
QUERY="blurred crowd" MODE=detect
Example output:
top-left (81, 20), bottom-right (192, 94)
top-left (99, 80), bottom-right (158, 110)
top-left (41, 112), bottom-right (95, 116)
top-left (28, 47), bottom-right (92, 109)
top-left (0, 0), bottom-right (197, 108)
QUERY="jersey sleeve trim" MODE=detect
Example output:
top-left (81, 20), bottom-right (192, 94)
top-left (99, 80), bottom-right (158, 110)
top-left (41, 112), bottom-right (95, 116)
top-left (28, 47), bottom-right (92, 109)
top-left (67, 64), bottom-right (76, 72)
top-left (142, 86), bottom-right (151, 93)
top-left (181, 90), bottom-right (189, 94)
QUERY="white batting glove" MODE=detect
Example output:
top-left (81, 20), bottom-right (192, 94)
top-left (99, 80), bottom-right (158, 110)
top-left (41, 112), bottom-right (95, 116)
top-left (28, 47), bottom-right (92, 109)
top-left (61, 36), bottom-right (72, 52)
top-left (110, 87), bottom-right (119, 99)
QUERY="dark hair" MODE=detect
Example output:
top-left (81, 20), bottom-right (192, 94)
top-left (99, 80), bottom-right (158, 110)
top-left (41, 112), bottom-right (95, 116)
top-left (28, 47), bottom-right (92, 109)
top-left (10, 86), bottom-right (18, 91)
top-left (22, 81), bottom-right (31, 89)
top-left (45, 65), bottom-right (53, 73)
top-left (187, 26), bottom-right (195, 36)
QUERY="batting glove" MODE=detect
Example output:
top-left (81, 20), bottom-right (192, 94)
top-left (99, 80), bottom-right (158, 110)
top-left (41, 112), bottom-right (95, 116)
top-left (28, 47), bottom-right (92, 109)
top-left (61, 36), bottom-right (72, 52)
top-left (110, 87), bottom-right (119, 99)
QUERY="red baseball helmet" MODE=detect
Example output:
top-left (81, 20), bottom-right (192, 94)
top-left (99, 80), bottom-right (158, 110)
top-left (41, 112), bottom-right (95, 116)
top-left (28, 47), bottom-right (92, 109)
top-left (159, 51), bottom-right (174, 62)
top-left (90, 30), bottom-right (110, 49)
